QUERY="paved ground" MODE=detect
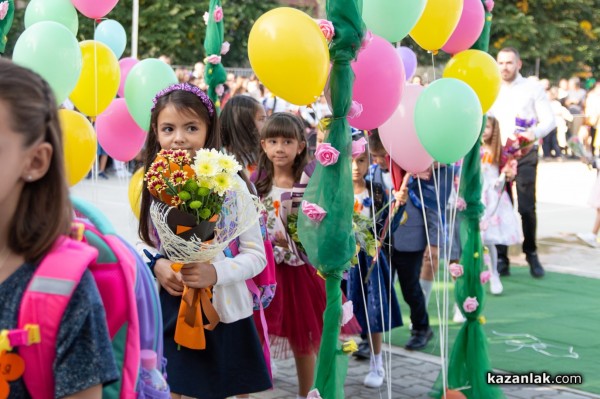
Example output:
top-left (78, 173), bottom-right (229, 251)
top-left (71, 159), bottom-right (600, 398)
top-left (257, 347), bottom-right (599, 399)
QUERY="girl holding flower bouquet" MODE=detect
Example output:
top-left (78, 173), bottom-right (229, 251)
top-left (481, 116), bottom-right (522, 295)
top-left (137, 83), bottom-right (271, 399)
top-left (347, 138), bottom-right (402, 389)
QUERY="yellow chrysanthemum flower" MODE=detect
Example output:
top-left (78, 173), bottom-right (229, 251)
top-left (217, 155), bottom-right (241, 174)
top-left (213, 172), bottom-right (232, 195)
top-left (194, 159), bottom-right (217, 177)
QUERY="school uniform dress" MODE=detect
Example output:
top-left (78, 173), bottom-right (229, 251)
top-left (151, 178), bottom-right (272, 399)
top-left (347, 189), bottom-right (402, 335)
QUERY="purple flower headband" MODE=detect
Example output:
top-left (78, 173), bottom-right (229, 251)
top-left (151, 82), bottom-right (215, 117)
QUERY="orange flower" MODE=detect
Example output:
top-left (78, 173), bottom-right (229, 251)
top-left (273, 200), bottom-right (280, 217)
top-left (354, 199), bottom-right (363, 214)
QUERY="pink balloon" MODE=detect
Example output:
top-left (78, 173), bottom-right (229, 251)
top-left (96, 98), bottom-right (147, 162)
top-left (441, 0), bottom-right (485, 55)
top-left (118, 57), bottom-right (139, 98)
top-left (71, 0), bottom-right (119, 19)
top-left (379, 84), bottom-right (433, 173)
top-left (350, 35), bottom-right (405, 130)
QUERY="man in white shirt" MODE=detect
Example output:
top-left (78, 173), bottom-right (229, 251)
top-left (489, 47), bottom-right (556, 279)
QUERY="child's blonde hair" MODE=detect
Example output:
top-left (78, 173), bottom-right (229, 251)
top-left (484, 115), bottom-right (503, 166)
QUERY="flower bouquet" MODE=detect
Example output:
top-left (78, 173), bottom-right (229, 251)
top-left (145, 148), bottom-right (259, 349)
top-left (503, 117), bottom-right (537, 160)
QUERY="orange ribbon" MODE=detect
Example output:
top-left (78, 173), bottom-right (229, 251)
top-left (174, 286), bottom-right (220, 350)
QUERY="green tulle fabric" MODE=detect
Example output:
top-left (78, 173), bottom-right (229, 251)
top-left (431, 3), bottom-right (504, 398)
top-left (203, 0), bottom-right (227, 108)
top-left (0, 0), bottom-right (15, 54)
top-left (296, 0), bottom-right (363, 397)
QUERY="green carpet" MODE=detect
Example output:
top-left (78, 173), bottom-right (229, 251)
top-left (387, 266), bottom-right (600, 394)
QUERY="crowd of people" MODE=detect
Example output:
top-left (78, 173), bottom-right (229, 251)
top-left (2, 42), bottom-right (599, 398)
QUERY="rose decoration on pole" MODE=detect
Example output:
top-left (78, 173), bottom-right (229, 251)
top-left (0, 0), bottom-right (15, 54)
top-left (432, 1), bottom-right (504, 398)
top-left (203, 0), bottom-right (227, 110)
top-left (297, 0), bottom-right (364, 396)
top-left (314, 144), bottom-right (340, 167)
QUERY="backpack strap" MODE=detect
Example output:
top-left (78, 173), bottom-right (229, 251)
top-left (18, 237), bottom-right (98, 399)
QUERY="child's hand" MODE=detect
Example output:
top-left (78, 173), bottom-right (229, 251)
top-left (155, 258), bottom-right (184, 296)
top-left (273, 231), bottom-right (289, 249)
top-left (393, 174), bottom-right (410, 208)
top-left (180, 262), bottom-right (218, 288)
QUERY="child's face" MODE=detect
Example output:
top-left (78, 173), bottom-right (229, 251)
top-left (254, 107), bottom-right (267, 133)
top-left (370, 148), bottom-right (388, 170)
top-left (156, 104), bottom-right (208, 156)
top-left (483, 119), bottom-right (493, 141)
top-left (352, 151), bottom-right (369, 183)
top-left (261, 136), bottom-right (305, 170)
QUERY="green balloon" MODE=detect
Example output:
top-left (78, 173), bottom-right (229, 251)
top-left (25, 0), bottom-right (79, 36)
top-left (362, 0), bottom-right (427, 43)
top-left (12, 21), bottom-right (82, 105)
top-left (415, 78), bottom-right (483, 164)
top-left (124, 59), bottom-right (178, 131)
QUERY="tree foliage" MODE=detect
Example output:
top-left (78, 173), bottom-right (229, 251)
top-left (489, 0), bottom-right (600, 81)
top-left (404, 0), bottom-right (599, 82)
top-left (4, 0), bottom-right (278, 67)
top-left (4, 0), bottom-right (598, 77)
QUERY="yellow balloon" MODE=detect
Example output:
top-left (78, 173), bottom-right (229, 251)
top-left (59, 109), bottom-right (97, 186)
top-left (70, 40), bottom-right (120, 116)
top-left (248, 8), bottom-right (329, 105)
top-left (443, 50), bottom-right (501, 113)
top-left (128, 168), bottom-right (144, 219)
top-left (410, 0), bottom-right (463, 51)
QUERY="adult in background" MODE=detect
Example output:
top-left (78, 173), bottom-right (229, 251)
top-left (489, 47), bottom-right (556, 278)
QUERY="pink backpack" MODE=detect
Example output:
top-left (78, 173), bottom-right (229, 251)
top-left (16, 198), bottom-right (169, 399)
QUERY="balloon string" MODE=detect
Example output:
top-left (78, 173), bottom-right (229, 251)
top-left (431, 52), bottom-right (437, 81)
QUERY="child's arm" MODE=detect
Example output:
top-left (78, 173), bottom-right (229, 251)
top-left (213, 182), bottom-right (267, 285)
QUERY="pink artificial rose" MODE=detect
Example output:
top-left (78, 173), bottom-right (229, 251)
top-left (220, 41), bottom-right (230, 55)
top-left (302, 201), bottom-right (327, 223)
top-left (317, 19), bottom-right (335, 42)
top-left (307, 389), bottom-right (323, 399)
top-left (205, 55), bottom-right (222, 65)
top-left (449, 263), bottom-right (464, 278)
top-left (456, 197), bottom-right (467, 211)
top-left (463, 297), bottom-right (479, 313)
top-left (348, 100), bottom-right (363, 119)
top-left (203, 11), bottom-right (209, 25)
top-left (215, 84), bottom-right (225, 97)
top-left (351, 137), bottom-right (367, 159)
top-left (314, 143), bottom-right (340, 166)
top-left (480, 270), bottom-right (491, 284)
top-left (0, 1), bottom-right (8, 20)
top-left (485, 0), bottom-right (495, 12)
top-left (341, 300), bottom-right (354, 326)
top-left (213, 6), bottom-right (223, 22)
top-left (360, 30), bottom-right (373, 51)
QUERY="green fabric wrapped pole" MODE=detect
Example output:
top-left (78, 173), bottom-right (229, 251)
top-left (297, 0), bottom-right (363, 397)
top-left (203, 0), bottom-right (227, 109)
top-left (0, 0), bottom-right (16, 54)
top-left (432, 2), bottom-right (504, 398)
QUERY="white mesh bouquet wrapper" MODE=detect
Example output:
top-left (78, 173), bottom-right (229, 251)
top-left (150, 187), bottom-right (261, 263)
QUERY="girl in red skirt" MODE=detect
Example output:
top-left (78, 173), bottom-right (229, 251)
top-left (253, 113), bottom-right (358, 398)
